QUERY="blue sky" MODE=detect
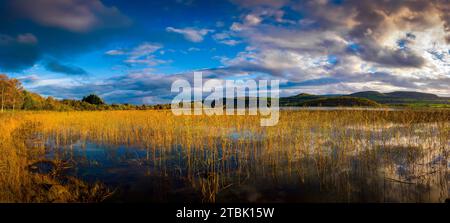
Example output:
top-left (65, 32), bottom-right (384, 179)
top-left (0, 0), bottom-right (449, 104)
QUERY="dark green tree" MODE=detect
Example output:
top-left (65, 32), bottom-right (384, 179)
top-left (82, 94), bottom-right (105, 105)
top-left (22, 91), bottom-right (37, 110)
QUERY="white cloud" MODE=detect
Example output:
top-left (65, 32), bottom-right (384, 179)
top-left (213, 32), bottom-right (241, 46)
top-left (124, 43), bottom-right (166, 66)
top-left (105, 49), bottom-right (125, 56)
top-left (128, 43), bottom-right (161, 58)
top-left (166, 27), bottom-right (214, 42)
top-left (105, 43), bottom-right (167, 66)
top-left (218, 0), bottom-right (450, 96)
top-left (244, 14), bottom-right (262, 25)
top-left (220, 39), bottom-right (241, 46)
top-left (230, 22), bottom-right (244, 31)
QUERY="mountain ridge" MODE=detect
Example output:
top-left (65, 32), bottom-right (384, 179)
top-left (280, 91), bottom-right (450, 107)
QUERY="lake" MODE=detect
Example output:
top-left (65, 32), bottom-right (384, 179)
top-left (5, 110), bottom-right (448, 203)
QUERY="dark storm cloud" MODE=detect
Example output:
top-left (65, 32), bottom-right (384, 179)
top-left (352, 41), bottom-right (425, 68)
top-left (435, 0), bottom-right (450, 43)
top-left (29, 73), bottom-right (188, 104)
top-left (226, 0), bottom-right (449, 98)
top-left (347, 1), bottom-right (444, 66)
top-left (44, 60), bottom-right (88, 75)
top-left (30, 66), bottom-right (450, 104)
top-left (290, 71), bottom-right (450, 93)
top-left (28, 69), bottom-right (252, 104)
top-left (278, 0), bottom-right (449, 68)
top-left (10, 0), bottom-right (131, 32)
top-left (0, 34), bottom-right (40, 72)
top-left (0, 0), bottom-right (132, 72)
top-left (2, 0), bottom-right (449, 102)
top-left (339, 0), bottom-right (437, 68)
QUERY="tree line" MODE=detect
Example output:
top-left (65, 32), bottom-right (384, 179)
top-left (0, 74), bottom-right (171, 112)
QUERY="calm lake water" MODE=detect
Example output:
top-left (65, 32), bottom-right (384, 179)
top-left (40, 127), bottom-right (449, 203)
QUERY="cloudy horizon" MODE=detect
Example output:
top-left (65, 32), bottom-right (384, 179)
top-left (1, 0), bottom-right (449, 104)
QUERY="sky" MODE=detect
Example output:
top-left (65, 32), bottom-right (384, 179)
top-left (0, 0), bottom-right (449, 104)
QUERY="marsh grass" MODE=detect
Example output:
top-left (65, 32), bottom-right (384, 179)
top-left (0, 109), bottom-right (449, 202)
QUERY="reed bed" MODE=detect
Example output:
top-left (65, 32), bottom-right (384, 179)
top-left (0, 109), bottom-right (449, 202)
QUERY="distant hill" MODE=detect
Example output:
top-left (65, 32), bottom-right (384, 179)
top-left (384, 91), bottom-right (439, 99)
top-left (347, 91), bottom-right (449, 106)
top-left (280, 91), bottom-right (450, 108)
top-left (279, 93), bottom-right (323, 106)
top-left (203, 95), bottom-right (381, 108)
top-left (296, 97), bottom-right (381, 107)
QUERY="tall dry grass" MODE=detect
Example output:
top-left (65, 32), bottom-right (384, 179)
top-left (0, 109), bottom-right (449, 202)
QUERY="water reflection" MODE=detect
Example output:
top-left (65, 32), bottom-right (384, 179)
top-left (41, 134), bottom-right (448, 203)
